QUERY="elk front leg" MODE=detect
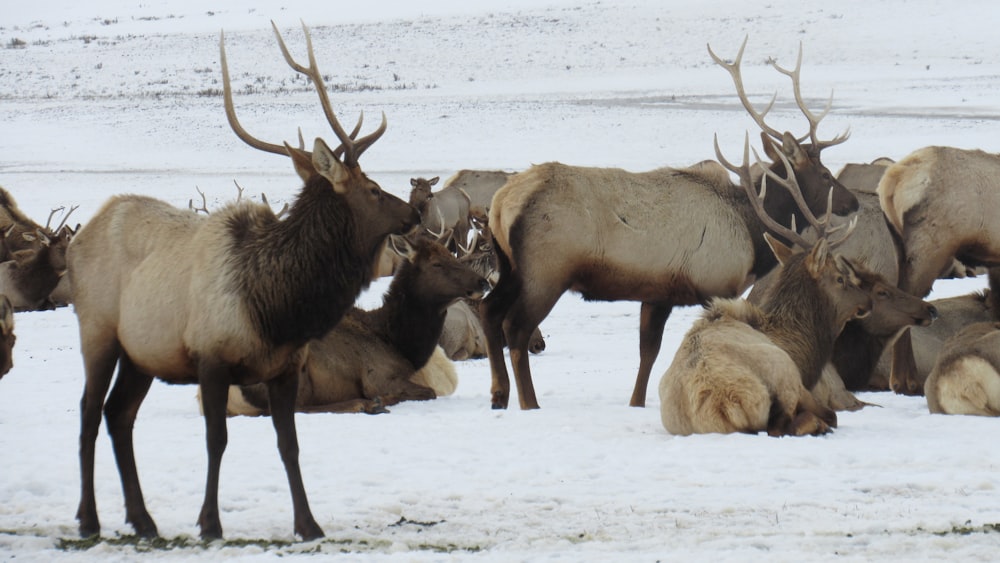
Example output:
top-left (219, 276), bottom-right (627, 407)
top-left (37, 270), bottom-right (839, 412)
top-left (197, 358), bottom-right (231, 540)
top-left (266, 365), bottom-right (324, 541)
top-left (889, 328), bottom-right (923, 395)
top-left (103, 354), bottom-right (157, 538)
top-left (631, 302), bottom-right (672, 407)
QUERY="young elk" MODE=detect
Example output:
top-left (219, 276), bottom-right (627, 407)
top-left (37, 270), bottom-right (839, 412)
top-left (482, 37), bottom-right (856, 409)
top-left (68, 22), bottom-right (418, 541)
top-left (878, 146), bottom-right (1000, 394)
top-left (658, 140), bottom-right (870, 436)
top-left (925, 321), bottom-right (1000, 416)
top-left (225, 236), bottom-right (489, 415)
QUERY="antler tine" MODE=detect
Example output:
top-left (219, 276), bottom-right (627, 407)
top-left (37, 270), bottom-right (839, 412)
top-left (332, 112), bottom-right (365, 160)
top-left (714, 133), bottom-right (810, 249)
top-left (45, 206), bottom-right (65, 231)
top-left (457, 226), bottom-right (479, 258)
top-left (54, 205), bottom-right (79, 234)
top-left (769, 42), bottom-right (850, 151)
top-left (220, 31), bottom-right (290, 156)
top-left (271, 20), bottom-right (385, 167)
top-left (708, 36), bottom-right (783, 141)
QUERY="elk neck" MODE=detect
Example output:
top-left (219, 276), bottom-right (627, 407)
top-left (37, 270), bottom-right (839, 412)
top-left (227, 175), bottom-right (376, 348)
top-left (757, 253), bottom-right (840, 390)
top-left (369, 263), bottom-right (449, 371)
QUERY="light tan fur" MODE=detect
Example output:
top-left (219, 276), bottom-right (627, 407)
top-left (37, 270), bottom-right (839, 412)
top-left (925, 322), bottom-right (1000, 416)
top-left (440, 299), bottom-right (487, 360)
top-left (878, 146), bottom-right (1000, 296)
top-left (812, 365), bottom-right (872, 412)
top-left (659, 299), bottom-right (830, 435)
top-left (491, 163), bottom-right (756, 302)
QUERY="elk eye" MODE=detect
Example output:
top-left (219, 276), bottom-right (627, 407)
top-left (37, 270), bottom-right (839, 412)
top-left (836, 276), bottom-right (845, 285)
top-left (877, 290), bottom-right (889, 298)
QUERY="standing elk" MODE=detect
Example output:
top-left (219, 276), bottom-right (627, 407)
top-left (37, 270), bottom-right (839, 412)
top-left (0, 295), bottom-right (14, 378)
top-left (224, 236), bottom-right (488, 415)
top-left (481, 38), bottom-right (857, 409)
top-left (409, 175), bottom-right (470, 251)
top-left (878, 146), bottom-right (1000, 394)
top-left (67, 22), bottom-right (418, 541)
top-left (658, 138), bottom-right (870, 436)
top-left (925, 321), bottom-right (1000, 416)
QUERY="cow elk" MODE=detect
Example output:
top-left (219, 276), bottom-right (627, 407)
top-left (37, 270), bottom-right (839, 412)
top-left (225, 236), bottom-right (488, 415)
top-left (481, 37), bottom-right (857, 409)
top-left (878, 146), bottom-right (1000, 394)
top-left (658, 137), bottom-right (870, 436)
top-left (67, 21), bottom-right (418, 541)
top-left (925, 321), bottom-right (1000, 416)
top-left (0, 227), bottom-right (73, 311)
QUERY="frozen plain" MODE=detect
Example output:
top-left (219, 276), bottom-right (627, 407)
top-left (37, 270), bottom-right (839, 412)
top-left (1, 0), bottom-right (999, 560)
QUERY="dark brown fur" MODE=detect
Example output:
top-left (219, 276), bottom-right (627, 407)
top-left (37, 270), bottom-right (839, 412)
top-left (0, 295), bottom-right (15, 378)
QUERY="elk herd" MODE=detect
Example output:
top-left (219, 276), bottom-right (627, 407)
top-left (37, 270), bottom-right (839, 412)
top-left (1, 25), bottom-right (998, 541)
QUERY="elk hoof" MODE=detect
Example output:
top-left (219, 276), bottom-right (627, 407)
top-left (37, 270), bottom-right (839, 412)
top-left (296, 520), bottom-right (324, 542)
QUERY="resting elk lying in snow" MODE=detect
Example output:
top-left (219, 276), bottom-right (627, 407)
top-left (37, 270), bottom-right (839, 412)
top-left (878, 146), bottom-right (1000, 395)
top-left (224, 236), bottom-right (488, 415)
top-left (869, 290), bottom-right (993, 391)
top-left (0, 295), bottom-right (15, 378)
top-left (67, 22), bottom-right (418, 541)
top-left (658, 139), bottom-right (870, 436)
top-left (481, 37), bottom-right (858, 409)
top-left (925, 321), bottom-right (1000, 416)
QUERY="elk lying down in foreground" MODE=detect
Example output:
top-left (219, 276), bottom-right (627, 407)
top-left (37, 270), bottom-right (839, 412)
top-left (0, 296), bottom-right (15, 378)
top-left (225, 236), bottom-right (488, 415)
top-left (658, 135), bottom-right (870, 436)
top-left (482, 38), bottom-right (857, 409)
top-left (68, 22), bottom-right (418, 541)
top-left (878, 146), bottom-right (1000, 395)
top-left (925, 321), bottom-right (1000, 416)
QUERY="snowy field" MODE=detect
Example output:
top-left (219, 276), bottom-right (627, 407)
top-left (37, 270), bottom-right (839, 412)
top-left (1, 0), bottom-right (999, 560)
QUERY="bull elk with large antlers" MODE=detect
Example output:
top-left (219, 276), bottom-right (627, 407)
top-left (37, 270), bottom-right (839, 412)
top-left (481, 38), bottom-right (856, 410)
top-left (659, 138), bottom-right (870, 436)
top-left (68, 22), bottom-right (418, 541)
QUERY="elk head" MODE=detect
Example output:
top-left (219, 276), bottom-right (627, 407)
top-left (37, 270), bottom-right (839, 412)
top-left (709, 37), bottom-right (857, 226)
top-left (221, 21), bottom-right (419, 250)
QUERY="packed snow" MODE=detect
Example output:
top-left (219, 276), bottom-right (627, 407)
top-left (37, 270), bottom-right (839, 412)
top-left (1, 0), bottom-right (999, 560)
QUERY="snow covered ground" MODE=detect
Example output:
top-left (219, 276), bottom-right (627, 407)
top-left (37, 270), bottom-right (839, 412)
top-left (1, 0), bottom-right (999, 560)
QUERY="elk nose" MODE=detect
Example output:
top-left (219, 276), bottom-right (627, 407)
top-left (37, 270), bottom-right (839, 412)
top-left (927, 305), bottom-right (939, 321)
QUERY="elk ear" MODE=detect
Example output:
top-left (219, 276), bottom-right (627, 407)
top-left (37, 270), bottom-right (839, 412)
top-left (779, 132), bottom-right (809, 167)
top-left (835, 254), bottom-right (862, 287)
top-left (760, 132), bottom-right (780, 162)
top-left (764, 232), bottom-right (795, 266)
top-left (429, 176), bottom-right (439, 186)
top-left (805, 238), bottom-right (831, 278)
top-left (311, 137), bottom-right (351, 194)
top-left (284, 142), bottom-right (316, 183)
top-left (410, 178), bottom-right (419, 187)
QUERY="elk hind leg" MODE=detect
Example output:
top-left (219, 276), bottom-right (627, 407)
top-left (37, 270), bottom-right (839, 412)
top-left (632, 302), bottom-right (672, 407)
top-left (76, 335), bottom-right (121, 538)
top-left (267, 366), bottom-right (323, 540)
top-left (103, 354), bottom-right (157, 538)
top-left (481, 269), bottom-right (521, 409)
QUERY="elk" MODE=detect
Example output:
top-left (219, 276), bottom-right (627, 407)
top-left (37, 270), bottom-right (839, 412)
top-left (67, 22), bottom-right (418, 541)
top-left (924, 321), bottom-right (1000, 416)
top-left (878, 146), bottom-right (1000, 394)
top-left (481, 38), bottom-right (857, 409)
top-left (0, 227), bottom-right (73, 311)
top-left (869, 290), bottom-right (993, 390)
top-left (658, 137), bottom-right (870, 436)
top-left (409, 175), bottom-right (471, 251)
top-left (439, 169), bottom-right (516, 216)
top-left (0, 295), bottom-right (14, 378)
top-left (223, 236), bottom-right (488, 415)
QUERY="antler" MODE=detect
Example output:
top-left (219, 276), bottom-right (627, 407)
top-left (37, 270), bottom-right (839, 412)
top-left (714, 133), bottom-right (856, 249)
top-left (270, 20), bottom-right (385, 168)
top-left (708, 36), bottom-right (783, 141)
top-left (220, 24), bottom-right (371, 161)
top-left (769, 42), bottom-right (850, 152)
